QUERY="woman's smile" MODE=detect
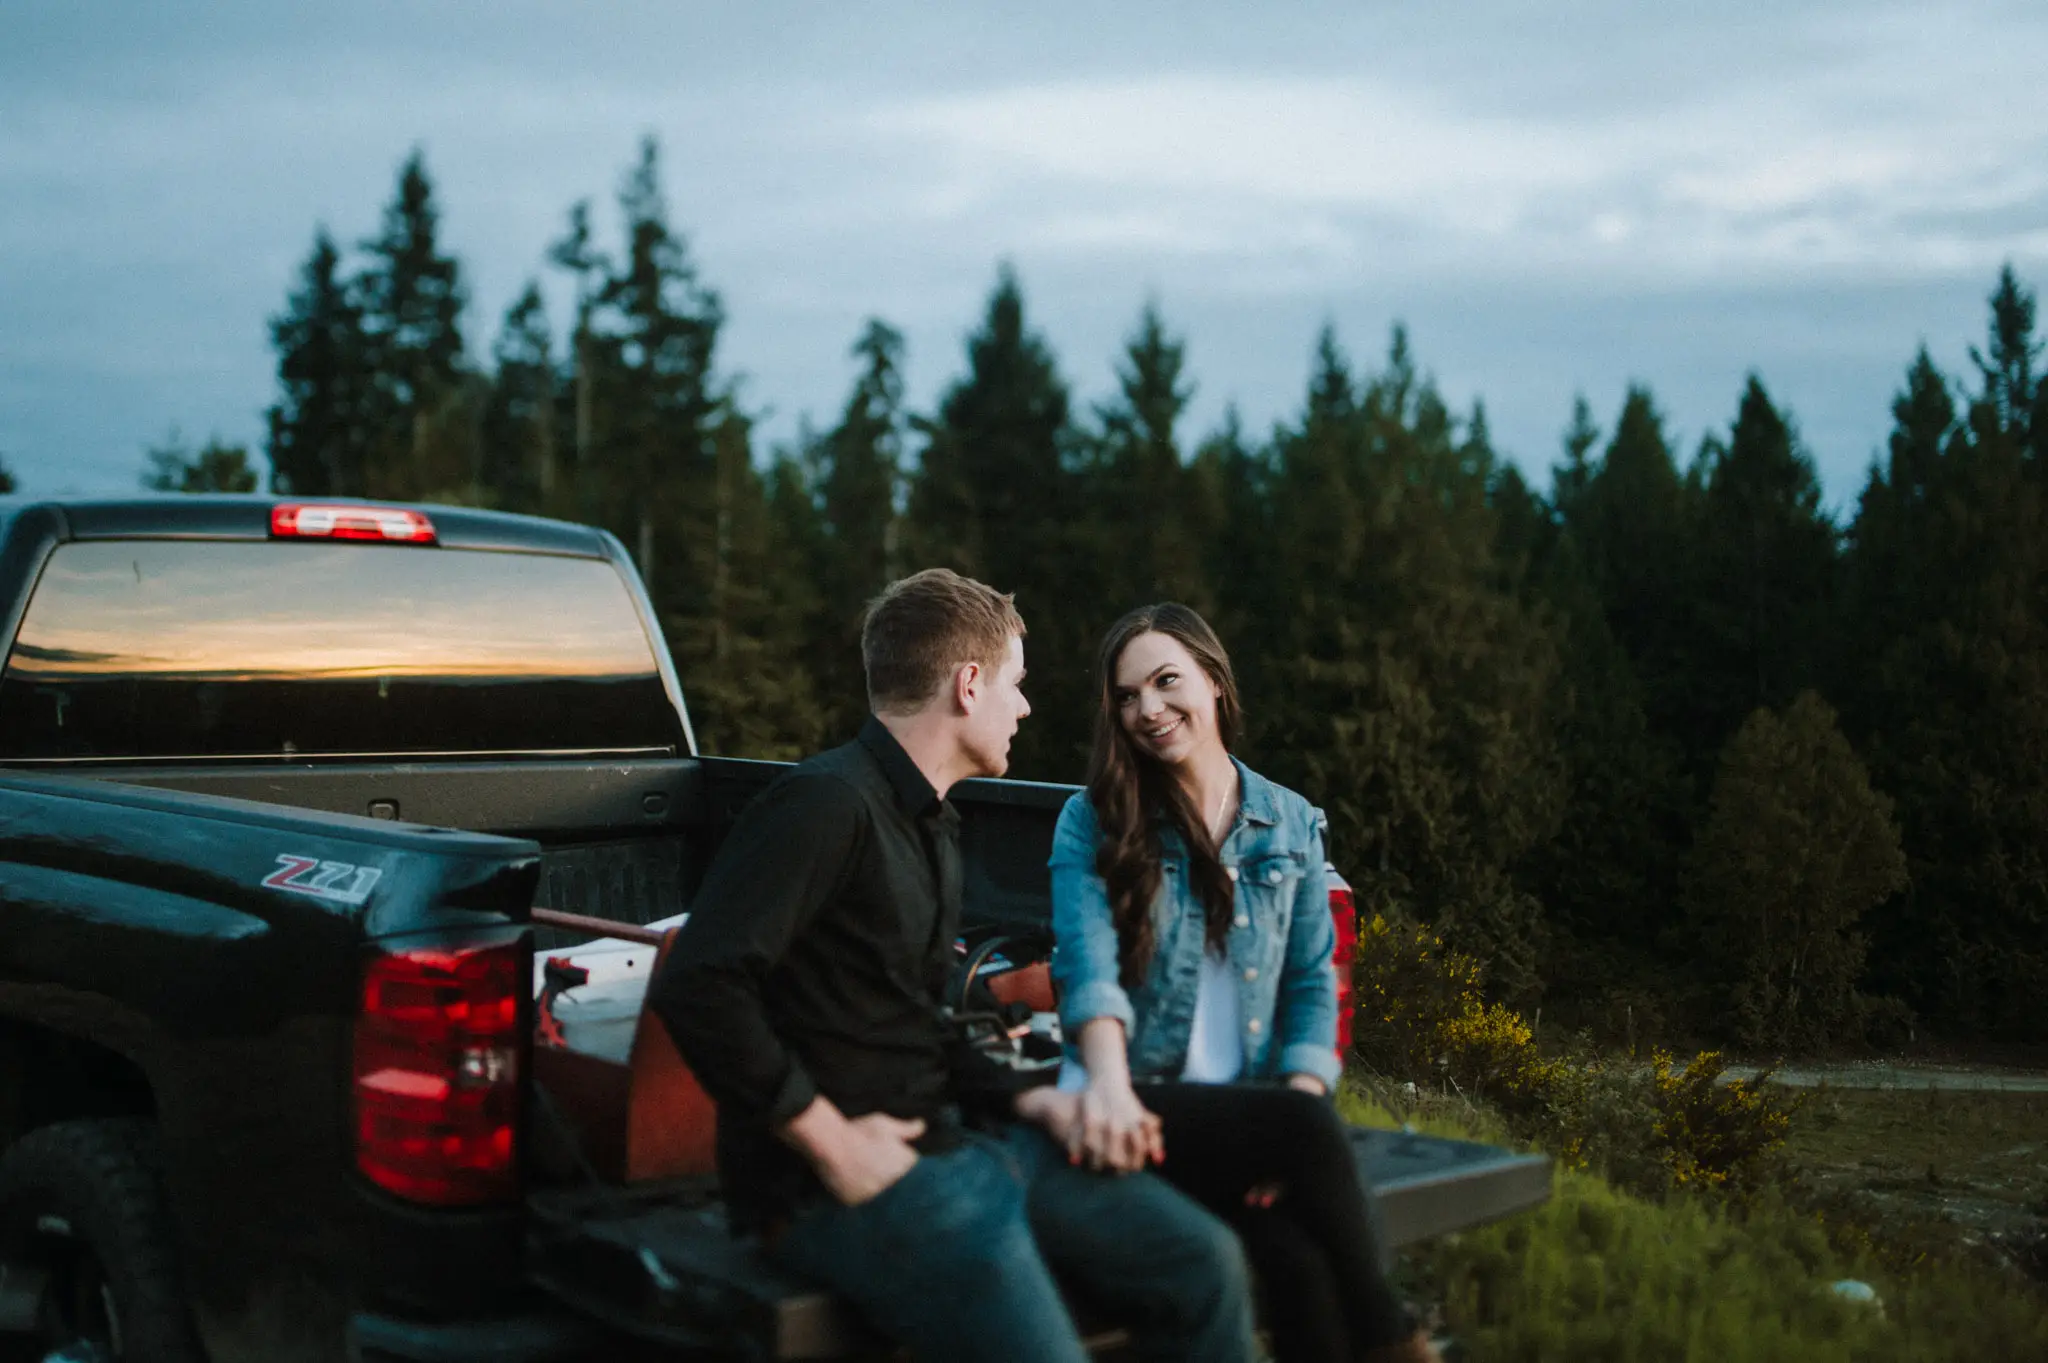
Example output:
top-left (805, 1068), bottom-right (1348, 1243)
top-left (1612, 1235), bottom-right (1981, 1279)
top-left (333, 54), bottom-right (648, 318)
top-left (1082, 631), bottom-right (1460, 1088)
top-left (1142, 714), bottom-right (1187, 743)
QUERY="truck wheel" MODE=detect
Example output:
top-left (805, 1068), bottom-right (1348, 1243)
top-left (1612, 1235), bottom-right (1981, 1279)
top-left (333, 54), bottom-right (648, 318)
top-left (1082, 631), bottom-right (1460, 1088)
top-left (0, 1119), bottom-right (204, 1363)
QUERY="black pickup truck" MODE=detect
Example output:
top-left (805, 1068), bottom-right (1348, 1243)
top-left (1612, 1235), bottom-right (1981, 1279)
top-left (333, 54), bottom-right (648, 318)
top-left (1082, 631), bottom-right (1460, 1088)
top-left (0, 496), bottom-right (1547, 1363)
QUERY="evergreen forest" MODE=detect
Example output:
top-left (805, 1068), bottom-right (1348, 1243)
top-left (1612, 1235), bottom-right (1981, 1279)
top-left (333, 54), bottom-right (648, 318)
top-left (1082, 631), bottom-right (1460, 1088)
top-left (151, 142), bottom-right (2048, 1055)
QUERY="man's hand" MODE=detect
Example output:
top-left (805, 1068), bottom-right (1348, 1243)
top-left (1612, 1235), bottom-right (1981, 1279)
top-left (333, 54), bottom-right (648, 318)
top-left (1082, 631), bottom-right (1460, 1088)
top-left (1075, 1078), bottom-right (1164, 1173)
top-left (781, 1097), bottom-right (926, 1206)
top-left (1013, 1084), bottom-right (1082, 1144)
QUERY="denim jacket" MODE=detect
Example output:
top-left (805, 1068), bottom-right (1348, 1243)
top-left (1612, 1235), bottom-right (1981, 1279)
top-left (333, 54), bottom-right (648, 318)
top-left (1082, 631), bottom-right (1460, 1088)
top-left (1048, 759), bottom-right (1342, 1090)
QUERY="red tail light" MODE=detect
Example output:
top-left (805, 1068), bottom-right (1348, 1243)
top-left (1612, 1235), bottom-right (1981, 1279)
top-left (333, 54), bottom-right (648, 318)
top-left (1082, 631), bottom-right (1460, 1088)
top-left (273, 503), bottom-right (437, 543)
top-left (1328, 879), bottom-right (1358, 1054)
top-left (354, 939), bottom-right (523, 1205)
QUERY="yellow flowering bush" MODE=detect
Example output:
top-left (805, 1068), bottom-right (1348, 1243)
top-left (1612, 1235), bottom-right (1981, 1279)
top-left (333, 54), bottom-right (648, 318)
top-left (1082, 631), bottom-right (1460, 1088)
top-left (1350, 912), bottom-right (1798, 1199)
top-left (1647, 1049), bottom-right (1798, 1194)
top-left (1351, 913), bottom-right (1557, 1109)
top-left (1349, 912), bottom-right (1486, 1081)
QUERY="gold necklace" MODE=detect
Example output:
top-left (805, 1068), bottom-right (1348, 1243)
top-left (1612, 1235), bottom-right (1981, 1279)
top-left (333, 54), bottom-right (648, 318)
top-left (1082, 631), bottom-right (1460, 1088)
top-left (1210, 775), bottom-right (1237, 845)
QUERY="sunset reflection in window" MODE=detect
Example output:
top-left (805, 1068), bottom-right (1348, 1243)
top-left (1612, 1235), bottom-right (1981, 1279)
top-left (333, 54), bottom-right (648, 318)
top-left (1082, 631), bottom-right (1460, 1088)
top-left (0, 541), bottom-right (680, 760)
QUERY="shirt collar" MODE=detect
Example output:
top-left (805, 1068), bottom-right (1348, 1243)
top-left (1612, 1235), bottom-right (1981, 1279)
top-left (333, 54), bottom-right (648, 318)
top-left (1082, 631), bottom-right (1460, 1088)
top-left (858, 715), bottom-right (949, 821)
top-left (1232, 756), bottom-right (1281, 827)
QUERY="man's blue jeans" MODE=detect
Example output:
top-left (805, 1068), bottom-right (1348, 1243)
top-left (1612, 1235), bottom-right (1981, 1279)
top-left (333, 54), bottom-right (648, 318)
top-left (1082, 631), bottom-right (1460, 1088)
top-left (768, 1123), bottom-right (1256, 1363)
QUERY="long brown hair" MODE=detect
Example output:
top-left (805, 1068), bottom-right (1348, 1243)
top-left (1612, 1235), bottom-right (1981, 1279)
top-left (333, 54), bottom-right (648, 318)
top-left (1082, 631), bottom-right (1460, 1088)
top-left (1086, 603), bottom-right (1244, 988)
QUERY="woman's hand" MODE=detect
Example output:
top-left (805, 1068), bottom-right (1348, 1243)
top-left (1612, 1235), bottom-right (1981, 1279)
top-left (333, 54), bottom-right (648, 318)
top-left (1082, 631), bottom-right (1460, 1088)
top-left (1285, 1072), bottom-right (1329, 1097)
top-left (1076, 1077), bottom-right (1164, 1173)
top-left (1067, 1016), bottom-right (1163, 1173)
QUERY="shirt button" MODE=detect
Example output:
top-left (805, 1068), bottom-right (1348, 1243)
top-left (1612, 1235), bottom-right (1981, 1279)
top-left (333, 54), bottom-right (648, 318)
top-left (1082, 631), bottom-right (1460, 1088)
top-left (1234, 914), bottom-right (1249, 929)
top-left (1242, 967), bottom-right (1258, 982)
top-left (1247, 1018), bottom-right (1263, 1034)
top-left (1225, 866), bottom-right (1239, 882)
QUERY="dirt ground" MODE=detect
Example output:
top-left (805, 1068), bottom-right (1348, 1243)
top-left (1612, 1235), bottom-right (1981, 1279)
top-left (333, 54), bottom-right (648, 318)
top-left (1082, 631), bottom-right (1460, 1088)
top-left (1778, 1081), bottom-right (2048, 1275)
top-left (1726, 1060), bottom-right (2048, 1091)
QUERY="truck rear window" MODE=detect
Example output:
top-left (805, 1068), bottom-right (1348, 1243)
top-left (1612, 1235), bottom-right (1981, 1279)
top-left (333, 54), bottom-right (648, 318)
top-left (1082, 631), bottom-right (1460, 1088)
top-left (0, 540), bottom-right (682, 761)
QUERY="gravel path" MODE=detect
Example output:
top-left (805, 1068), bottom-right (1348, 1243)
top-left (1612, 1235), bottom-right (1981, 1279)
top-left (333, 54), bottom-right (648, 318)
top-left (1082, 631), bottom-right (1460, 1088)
top-left (1723, 1062), bottom-right (2048, 1091)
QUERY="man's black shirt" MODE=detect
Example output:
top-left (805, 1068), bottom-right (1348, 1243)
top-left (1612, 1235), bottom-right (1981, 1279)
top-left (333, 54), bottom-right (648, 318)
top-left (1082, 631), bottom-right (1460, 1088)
top-left (649, 717), bottom-right (1019, 1228)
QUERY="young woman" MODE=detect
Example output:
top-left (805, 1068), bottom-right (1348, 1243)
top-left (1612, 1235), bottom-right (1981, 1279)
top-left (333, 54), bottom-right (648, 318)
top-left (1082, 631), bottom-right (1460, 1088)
top-left (1048, 603), bottom-right (1435, 1363)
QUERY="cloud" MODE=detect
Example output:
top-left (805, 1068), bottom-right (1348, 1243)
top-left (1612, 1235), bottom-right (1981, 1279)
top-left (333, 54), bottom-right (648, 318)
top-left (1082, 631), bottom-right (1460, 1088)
top-left (871, 76), bottom-right (1598, 219)
top-left (2, 1), bottom-right (2044, 501)
top-left (866, 70), bottom-right (2048, 283)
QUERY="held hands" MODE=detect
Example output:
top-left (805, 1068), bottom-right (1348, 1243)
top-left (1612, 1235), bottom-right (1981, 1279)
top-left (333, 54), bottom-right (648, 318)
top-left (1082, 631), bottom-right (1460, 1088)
top-left (1012, 1081), bottom-right (1161, 1173)
top-left (1074, 1077), bottom-right (1164, 1174)
top-left (1061, 1017), bottom-right (1163, 1174)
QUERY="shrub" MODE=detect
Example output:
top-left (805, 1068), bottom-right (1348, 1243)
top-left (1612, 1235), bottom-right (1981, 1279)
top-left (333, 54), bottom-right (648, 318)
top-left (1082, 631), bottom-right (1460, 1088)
top-left (1682, 692), bottom-right (1909, 1050)
top-left (1350, 911), bottom-right (1488, 1082)
top-left (1647, 1049), bottom-right (1798, 1196)
top-left (1433, 1001), bottom-right (1578, 1125)
top-left (1350, 914), bottom-right (1800, 1200)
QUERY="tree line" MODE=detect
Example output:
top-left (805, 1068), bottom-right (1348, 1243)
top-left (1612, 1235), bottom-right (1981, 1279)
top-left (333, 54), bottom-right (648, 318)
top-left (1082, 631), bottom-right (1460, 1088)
top-left (147, 141), bottom-right (2048, 1052)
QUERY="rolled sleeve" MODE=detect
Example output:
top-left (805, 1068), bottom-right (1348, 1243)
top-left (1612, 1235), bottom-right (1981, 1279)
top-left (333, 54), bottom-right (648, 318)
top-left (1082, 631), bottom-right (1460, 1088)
top-left (1273, 804), bottom-right (1341, 1088)
top-left (765, 1059), bottom-right (821, 1128)
top-left (1279, 1041), bottom-right (1343, 1091)
top-left (1048, 793), bottom-right (1138, 1036)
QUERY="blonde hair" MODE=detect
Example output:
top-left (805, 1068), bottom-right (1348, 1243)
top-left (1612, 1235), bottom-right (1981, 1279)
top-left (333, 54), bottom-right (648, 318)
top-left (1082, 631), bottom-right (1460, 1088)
top-left (862, 568), bottom-right (1026, 713)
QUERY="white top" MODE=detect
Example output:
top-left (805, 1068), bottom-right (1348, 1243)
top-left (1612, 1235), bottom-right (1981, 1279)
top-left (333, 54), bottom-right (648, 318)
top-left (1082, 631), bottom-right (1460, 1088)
top-left (1178, 949), bottom-right (1245, 1083)
top-left (1055, 948), bottom-right (1246, 1091)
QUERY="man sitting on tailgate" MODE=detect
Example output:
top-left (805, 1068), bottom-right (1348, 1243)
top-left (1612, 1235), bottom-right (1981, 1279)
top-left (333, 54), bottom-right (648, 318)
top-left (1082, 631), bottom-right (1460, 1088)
top-left (649, 568), bottom-right (1255, 1363)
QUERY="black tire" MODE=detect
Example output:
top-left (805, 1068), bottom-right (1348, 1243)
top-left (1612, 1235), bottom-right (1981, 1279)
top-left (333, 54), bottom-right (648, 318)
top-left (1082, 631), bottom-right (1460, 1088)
top-left (0, 1119), bottom-right (205, 1363)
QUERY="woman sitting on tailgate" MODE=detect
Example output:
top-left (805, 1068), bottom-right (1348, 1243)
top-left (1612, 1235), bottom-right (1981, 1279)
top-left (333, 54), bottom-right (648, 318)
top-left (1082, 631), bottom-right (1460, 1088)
top-left (1049, 603), bottom-right (1433, 1363)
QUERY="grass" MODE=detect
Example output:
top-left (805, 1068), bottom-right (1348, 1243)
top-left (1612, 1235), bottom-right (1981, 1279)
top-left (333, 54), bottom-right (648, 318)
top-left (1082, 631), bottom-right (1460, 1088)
top-left (1339, 1085), bottom-right (2048, 1362)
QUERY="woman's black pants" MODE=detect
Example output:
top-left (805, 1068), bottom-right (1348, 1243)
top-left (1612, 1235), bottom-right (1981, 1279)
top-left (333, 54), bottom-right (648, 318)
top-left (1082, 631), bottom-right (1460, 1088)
top-left (1134, 1081), bottom-right (1412, 1361)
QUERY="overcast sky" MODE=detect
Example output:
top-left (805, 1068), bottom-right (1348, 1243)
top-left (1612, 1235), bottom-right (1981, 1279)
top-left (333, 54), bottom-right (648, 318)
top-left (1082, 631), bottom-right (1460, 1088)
top-left (3, 1), bottom-right (2044, 509)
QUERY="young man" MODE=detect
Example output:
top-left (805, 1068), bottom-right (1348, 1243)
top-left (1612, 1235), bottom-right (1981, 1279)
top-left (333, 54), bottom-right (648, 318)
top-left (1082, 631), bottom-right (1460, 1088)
top-left (649, 569), bottom-right (1256, 1363)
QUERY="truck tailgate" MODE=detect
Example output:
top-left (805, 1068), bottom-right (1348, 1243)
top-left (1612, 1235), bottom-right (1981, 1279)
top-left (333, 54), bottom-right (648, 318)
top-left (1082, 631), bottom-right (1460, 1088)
top-left (526, 1127), bottom-right (1549, 1359)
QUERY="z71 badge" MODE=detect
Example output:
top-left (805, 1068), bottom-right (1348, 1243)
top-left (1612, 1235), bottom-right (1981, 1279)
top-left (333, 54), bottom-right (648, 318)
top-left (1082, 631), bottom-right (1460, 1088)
top-left (262, 854), bottom-right (382, 906)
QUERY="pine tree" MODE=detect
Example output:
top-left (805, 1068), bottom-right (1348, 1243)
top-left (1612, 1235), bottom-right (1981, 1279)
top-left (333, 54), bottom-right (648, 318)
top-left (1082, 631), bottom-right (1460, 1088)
top-left (142, 432), bottom-right (258, 492)
top-left (1568, 385), bottom-right (1695, 746)
top-left (266, 229), bottom-right (374, 496)
top-left (1510, 403), bottom-right (1690, 1016)
top-left (590, 135), bottom-right (724, 601)
top-left (906, 266), bottom-right (1083, 776)
top-left (546, 199), bottom-right (610, 501)
top-left (1684, 377), bottom-right (1837, 768)
top-left (1837, 348), bottom-right (1959, 725)
top-left (1684, 691), bottom-right (1906, 1049)
top-left (669, 410), bottom-right (826, 760)
top-left (481, 281), bottom-right (557, 510)
top-left (357, 149), bottom-right (472, 499)
top-left (822, 320), bottom-right (905, 595)
top-left (1844, 298), bottom-right (2048, 1037)
top-left (1185, 407), bottom-right (1273, 675)
top-left (1968, 263), bottom-right (2039, 455)
top-left (810, 318), bottom-right (907, 736)
top-left (1258, 327), bottom-right (1565, 1003)
top-left (1551, 393), bottom-right (1600, 527)
top-left (534, 139), bottom-right (821, 758)
top-left (1087, 303), bottom-right (1207, 614)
